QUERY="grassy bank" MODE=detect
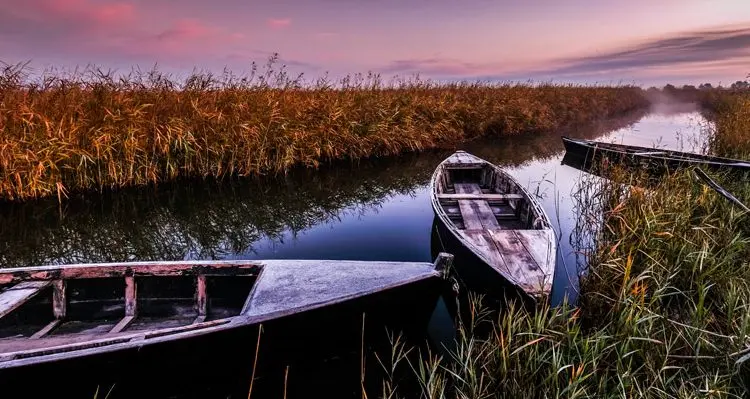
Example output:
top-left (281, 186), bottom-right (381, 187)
top-left (374, 94), bottom-right (750, 398)
top-left (0, 60), bottom-right (647, 201)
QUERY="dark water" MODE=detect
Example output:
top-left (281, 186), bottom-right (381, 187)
top-left (0, 102), bottom-right (710, 397)
top-left (0, 103), bottom-right (708, 300)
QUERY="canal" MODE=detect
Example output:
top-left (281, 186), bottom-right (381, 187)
top-left (0, 102), bottom-right (710, 397)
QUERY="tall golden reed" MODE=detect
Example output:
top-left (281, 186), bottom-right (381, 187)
top-left (0, 58), bottom-right (648, 201)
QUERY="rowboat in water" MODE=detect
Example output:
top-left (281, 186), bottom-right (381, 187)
top-left (429, 150), bottom-right (556, 301)
top-left (561, 136), bottom-right (750, 173)
top-left (0, 256), bottom-right (451, 395)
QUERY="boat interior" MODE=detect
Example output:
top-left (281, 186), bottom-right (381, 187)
top-left (0, 265), bottom-right (260, 355)
top-left (435, 155), bottom-right (544, 231)
top-left (433, 152), bottom-right (554, 296)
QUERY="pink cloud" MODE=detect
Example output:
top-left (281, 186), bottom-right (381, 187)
top-left (27, 0), bottom-right (136, 28)
top-left (156, 18), bottom-right (217, 41)
top-left (5, 0), bottom-right (249, 61)
top-left (91, 2), bottom-right (136, 25)
top-left (136, 18), bottom-right (248, 59)
top-left (267, 18), bottom-right (291, 29)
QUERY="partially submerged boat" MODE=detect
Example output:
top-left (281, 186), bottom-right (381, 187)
top-left (562, 136), bottom-right (750, 174)
top-left (0, 256), bottom-right (451, 392)
top-left (430, 151), bottom-right (556, 300)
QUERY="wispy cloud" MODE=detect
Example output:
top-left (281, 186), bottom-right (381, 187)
top-left (236, 50), bottom-right (320, 71)
top-left (545, 24), bottom-right (750, 77)
top-left (267, 18), bottom-right (291, 29)
top-left (377, 24), bottom-right (750, 84)
top-left (378, 57), bottom-right (538, 78)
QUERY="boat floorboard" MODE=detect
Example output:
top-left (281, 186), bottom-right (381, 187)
top-left (454, 183), bottom-right (502, 230)
top-left (434, 151), bottom-right (555, 297)
top-left (462, 228), bottom-right (549, 294)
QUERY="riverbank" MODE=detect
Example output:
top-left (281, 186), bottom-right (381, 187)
top-left (378, 92), bottom-right (750, 397)
top-left (0, 62), bottom-right (647, 202)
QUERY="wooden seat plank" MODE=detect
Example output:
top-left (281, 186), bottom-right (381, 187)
top-left (0, 281), bottom-right (51, 319)
top-left (454, 183), bottom-right (482, 194)
top-left (437, 193), bottom-right (524, 200)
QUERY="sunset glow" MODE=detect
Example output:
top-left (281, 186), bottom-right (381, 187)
top-left (1, 0), bottom-right (748, 85)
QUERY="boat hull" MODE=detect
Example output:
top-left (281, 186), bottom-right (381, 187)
top-left (429, 151), bottom-right (556, 302)
top-left (430, 216), bottom-right (537, 309)
top-left (562, 136), bottom-right (750, 174)
top-left (0, 277), bottom-right (445, 398)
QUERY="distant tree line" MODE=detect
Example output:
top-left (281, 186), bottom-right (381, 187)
top-left (643, 76), bottom-right (749, 104)
top-left (646, 80), bottom-right (750, 93)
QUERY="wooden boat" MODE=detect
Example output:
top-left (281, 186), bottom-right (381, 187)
top-left (429, 151), bottom-right (556, 300)
top-left (0, 255), bottom-right (451, 392)
top-left (561, 136), bottom-right (750, 173)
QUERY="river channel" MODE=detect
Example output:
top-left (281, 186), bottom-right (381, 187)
top-left (0, 102), bottom-right (710, 397)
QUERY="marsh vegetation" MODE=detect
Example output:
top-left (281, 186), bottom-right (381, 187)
top-left (374, 91), bottom-right (750, 398)
top-left (0, 59), bottom-right (646, 202)
top-left (3, 56), bottom-right (749, 398)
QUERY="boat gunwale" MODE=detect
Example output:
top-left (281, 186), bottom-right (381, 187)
top-left (429, 151), bottom-right (556, 298)
top-left (0, 257), bottom-right (450, 369)
top-left (561, 136), bottom-right (750, 167)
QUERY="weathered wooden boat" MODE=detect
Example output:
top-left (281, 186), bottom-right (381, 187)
top-left (562, 136), bottom-right (750, 173)
top-left (0, 256), bottom-right (451, 396)
top-left (430, 150), bottom-right (556, 300)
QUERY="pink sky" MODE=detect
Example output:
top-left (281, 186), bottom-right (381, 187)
top-left (1, 0), bottom-right (749, 86)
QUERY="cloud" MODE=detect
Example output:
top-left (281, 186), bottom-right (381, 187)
top-left (233, 50), bottom-right (321, 71)
top-left (89, 2), bottom-right (136, 25)
top-left (377, 24), bottom-right (750, 84)
top-left (154, 18), bottom-right (218, 42)
top-left (545, 24), bottom-right (750, 77)
top-left (0, 0), bottom-right (248, 63)
top-left (267, 18), bottom-right (291, 29)
top-left (1, 0), bottom-right (136, 34)
top-left (379, 57), bottom-right (535, 77)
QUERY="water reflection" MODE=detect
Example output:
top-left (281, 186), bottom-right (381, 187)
top-left (452, 103), bottom-right (710, 304)
top-left (0, 154), bottom-right (438, 267)
top-left (0, 102), bottom-right (715, 399)
top-left (0, 107), bottom-right (664, 304)
top-left (1, 111), bottom-right (645, 271)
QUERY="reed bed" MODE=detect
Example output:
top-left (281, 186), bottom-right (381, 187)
top-left (375, 93), bottom-right (750, 398)
top-left (0, 59), bottom-right (647, 202)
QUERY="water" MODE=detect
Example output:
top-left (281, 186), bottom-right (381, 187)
top-left (0, 103), bottom-right (710, 302)
top-left (0, 102), bottom-right (711, 397)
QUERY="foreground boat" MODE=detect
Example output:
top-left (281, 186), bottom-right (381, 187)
top-left (0, 256), bottom-right (451, 395)
top-left (429, 151), bottom-right (556, 300)
top-left (562, 136), bottom-right (750, 174)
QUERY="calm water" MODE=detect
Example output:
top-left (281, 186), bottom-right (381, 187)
top-left (0, 102), bottom-right (711, 397)
top-left (0, 103), bottom-right (709, 307)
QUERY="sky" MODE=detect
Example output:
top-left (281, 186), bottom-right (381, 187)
top-left (0, 0), bottom-right (749, 86)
